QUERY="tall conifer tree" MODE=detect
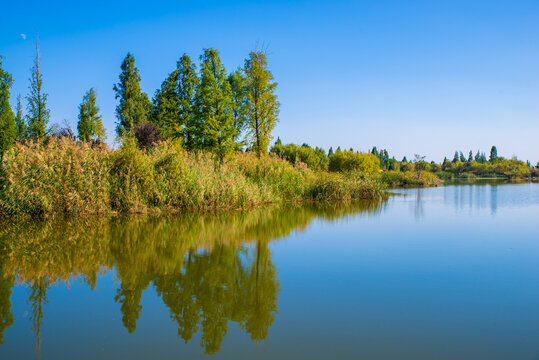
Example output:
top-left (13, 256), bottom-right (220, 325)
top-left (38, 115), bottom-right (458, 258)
top-left (14, 94), bottom-right (26, 141)
top-left (113, 53), bottom-right (150, 137)
top-left (227, 68), bottom-right (248, 148)
top-left (177, 54), bottom-right (199, 148)
top-left (489, 146), bottom-right (498, 162)
top-left (194, 48), bottom-right (235, 159)
top-left (152, 69), bottom-right (180, 138)
top-left (77, 88), bottom-right (106, 142)
top-left (0, 56), bottom-right (16, 160)
top-left (26, 33), bottom-right (50, 141)
top-left (244, 51), bottom-right (280, 156)
top-left (153, 54), bottom-right (199, 145)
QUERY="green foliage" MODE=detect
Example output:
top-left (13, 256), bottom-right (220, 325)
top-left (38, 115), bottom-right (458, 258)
top-left (308, 171), bottom-right (385, 200)
top-left (270, 140), bottom-right (329, 171)
top-left (14, 95), bottom-right (27, 141)
top-left (328, 149), bottom-right (380, 174)
top-left (244, 51), bottom-right (280, 156)
top-left (0, 138), bottom-right (111, 216)
top-left (152, 68), bottom-right (180, 138)
top-left (442, 158), bottom-right (531, 179)
top-left (152, 54), bottom-right (199, 145)
top-left (0, 138), bottom-right (385, 216)
top-left (77, 88), bottom-right (106, 142)
top-left (0, 58), bottom-right (16, 160)
top-left (228, 68), bottom-right (248, 148)
top-left (26, 44), bottom-right (50, 141)
top-left (370, 146), bottom-right (390, 169)
top-left (195, 49), bottom-right (235, 160)
top-left (381, 170), bottom-right (442, 187)
top-left (490, 145), bottom-right (498, 162)
top-left (114, 53), bottom-right (151, 137)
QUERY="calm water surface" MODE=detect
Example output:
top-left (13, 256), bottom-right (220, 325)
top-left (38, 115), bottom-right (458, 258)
top-left (0, 183), bottom-right (538, 359)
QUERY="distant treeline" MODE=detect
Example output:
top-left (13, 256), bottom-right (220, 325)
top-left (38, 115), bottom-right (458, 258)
top-left (268, 140), bottom-right (537, 180)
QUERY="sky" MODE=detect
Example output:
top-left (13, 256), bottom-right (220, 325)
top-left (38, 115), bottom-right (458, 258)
top-left (1, 0), bottom-right (538, 163)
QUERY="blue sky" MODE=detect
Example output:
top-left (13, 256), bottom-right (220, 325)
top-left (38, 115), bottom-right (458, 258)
top-left (1, 0), bottom-right (538, 163)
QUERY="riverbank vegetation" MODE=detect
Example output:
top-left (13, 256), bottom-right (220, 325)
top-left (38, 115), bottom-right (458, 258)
top-left (0, 37), bottom-right (536, 217)
top-left (0, 138), bottom-right (385, 216)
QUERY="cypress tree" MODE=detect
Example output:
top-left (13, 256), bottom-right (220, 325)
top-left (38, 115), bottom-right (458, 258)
top-left (152, 54), bottom-right (198, 145)
top-left (453, 151), bottom-right (459, 162)
top-left (459, 151), bottom-right (466, 162)
top-left (328, 147), bottom-right (334, 157)
top-left (474, 150), bottom-right (481, 162)
top-left (77, 88), bottom-right (106, 142)
top-left (468, 150), bottom-right (473, 162)
top-left (177, 54), bottom-right (199, 148)
top-left (0, 56), bottom-right (16, 161)
top-left (227, 68), bottom-right (248, 148)
top-left (113, 53), bottom-right (151, 137)
top-left (152, 69), bottom-right (179, 138)
top-left (194, 48), bottom-right (235, 159)
top-left (14, 94), bottom-right (26, 141)
top-left (26, 33), bottom-right (50, 141)
top-left (244, 51), bottom-right (280, 157)
top-left (489, 146), bottom-right (498, 162)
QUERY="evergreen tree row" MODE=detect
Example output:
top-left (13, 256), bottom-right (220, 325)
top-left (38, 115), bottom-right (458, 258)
top-left (113, 48), bottom-right (280, 159)
top-left (0, 36), bottom-right (279, 162)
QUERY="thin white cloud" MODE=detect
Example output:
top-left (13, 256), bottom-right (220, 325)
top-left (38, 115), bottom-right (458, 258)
top-left (20, 33), bottom-right (26, 40)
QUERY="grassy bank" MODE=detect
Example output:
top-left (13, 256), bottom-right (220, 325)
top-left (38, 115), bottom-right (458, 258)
top-left (381, 170), bottom-right (443, 187)
top-left (0, 138), bottom-right (386, 216)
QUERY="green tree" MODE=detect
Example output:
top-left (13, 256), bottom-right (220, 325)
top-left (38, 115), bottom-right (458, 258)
top-left (459, 151), bottom-right (466, 162)
top-left (329, 150), bottom-right (380, 174)
top-left (0, 57), bottom-right (16, 161)
top-left (414, 154), bottom-right (426, 179)
top-left (453, 151), bottom-right (459, 162)
top-left (474, 150), bottom-right (481, 162)
top-left (152, 54), bottom-right (199, 146)
top-left (152, 68), bottom-right (180, 138)
top-left (177, 55), bottom-right (199, 147)
top-left (227, 68), bottom-right (248, 148)
top-left (77, 88), bottom-right (106, 142)
top-left (467, 150), bottom-right (473, 162)
top-left (489, 145), bottom-right (498, 162)
top-left (113, 53), bottom-right (151, 137)
top-left (194, 48), bottom-right (235, 160)
top-left (244, 51), bottom-right (280, 157)
top-left (26, 34), bottom-right (50, 141)
top-left (14, 94), bottom-right (27, 141)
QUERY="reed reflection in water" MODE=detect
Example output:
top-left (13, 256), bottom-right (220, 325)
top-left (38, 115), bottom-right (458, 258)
top-left (0, 200), bottom-right (384, 357)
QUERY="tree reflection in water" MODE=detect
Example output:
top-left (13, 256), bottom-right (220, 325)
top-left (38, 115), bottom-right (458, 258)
top-left (0, 200), bottom-right (384, 355)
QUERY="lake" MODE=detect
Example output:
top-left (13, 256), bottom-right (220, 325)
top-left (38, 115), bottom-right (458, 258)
top-left (0, 182), bottom-right (538, 359)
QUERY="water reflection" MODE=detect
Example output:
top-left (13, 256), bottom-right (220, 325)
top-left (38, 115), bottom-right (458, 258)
top-left (441, 182), bottom-right (513, 216)
top-left (0, 200), bottom-right (384, 356)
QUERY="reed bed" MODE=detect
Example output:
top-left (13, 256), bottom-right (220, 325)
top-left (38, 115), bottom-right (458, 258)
top-left (0, 138), bottom-right (385, 216)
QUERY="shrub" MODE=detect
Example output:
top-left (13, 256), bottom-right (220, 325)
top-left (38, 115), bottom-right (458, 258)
top-left (134, 122), bottom-right (162, 151)
top-left (328, 150), bottom-right (380, 174)
top-left (381, 171), bottom-right (442, 187)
